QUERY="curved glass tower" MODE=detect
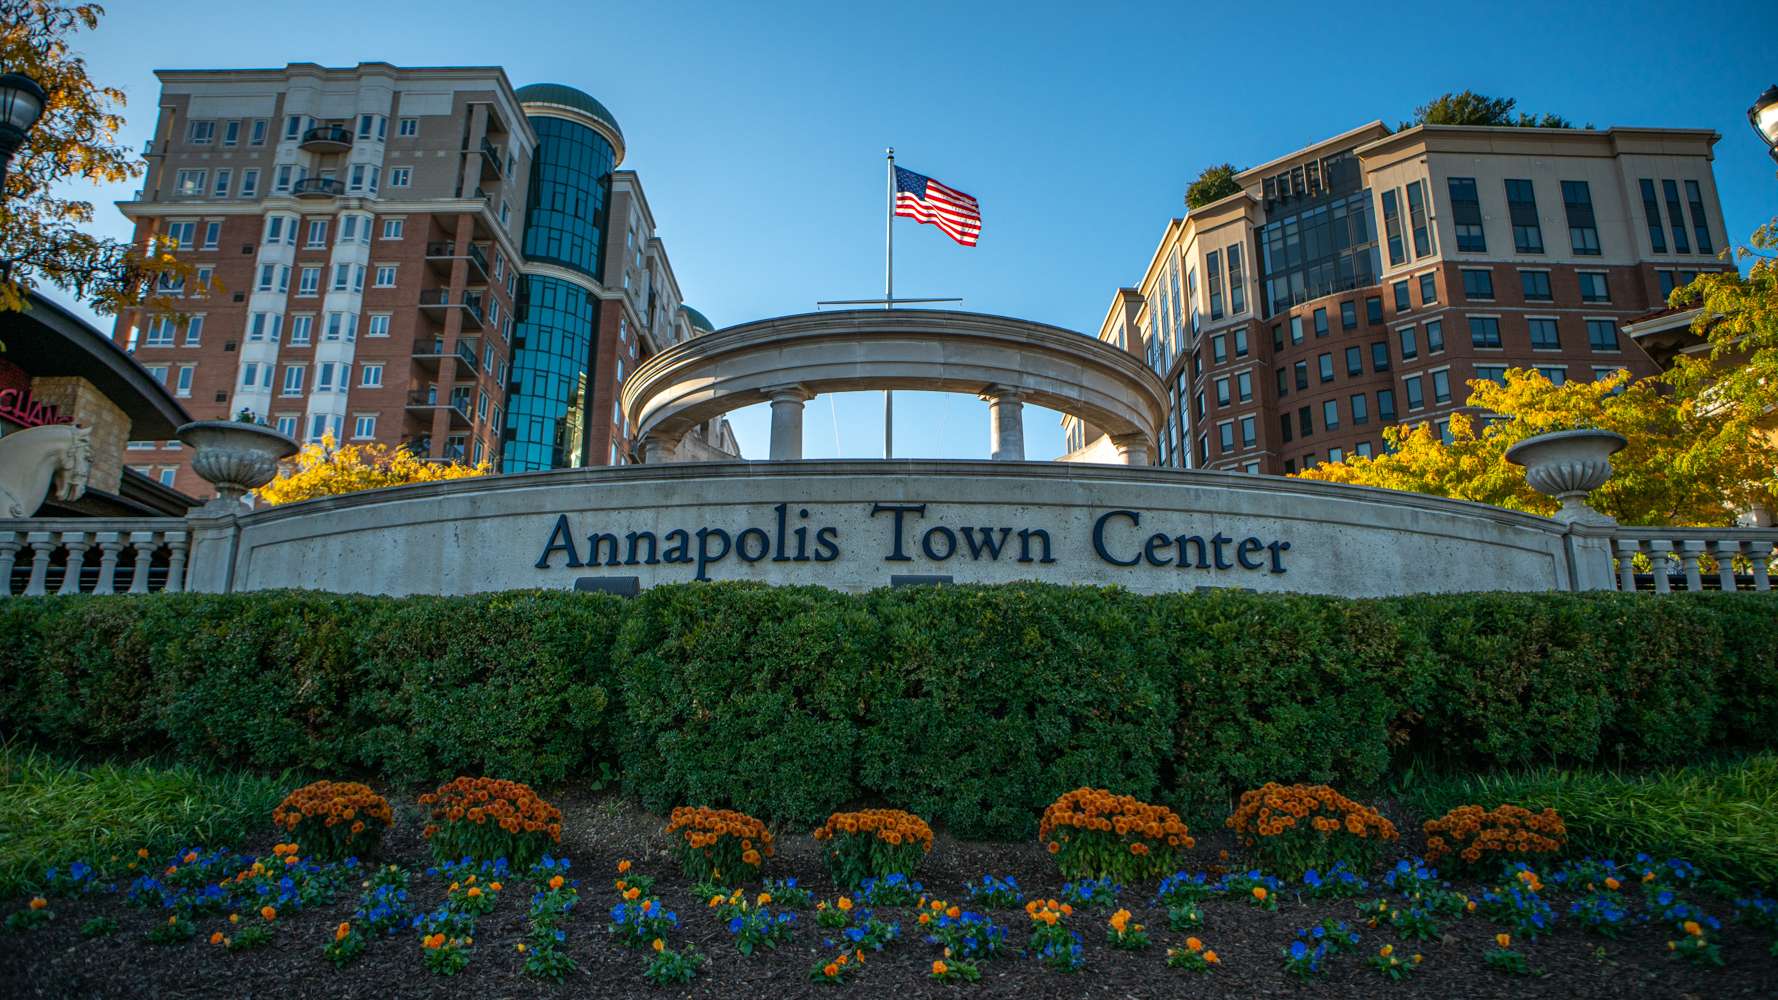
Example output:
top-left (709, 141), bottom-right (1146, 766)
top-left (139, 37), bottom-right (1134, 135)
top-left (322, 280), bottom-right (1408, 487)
top-left (503, 83), bottom-right (623, 472)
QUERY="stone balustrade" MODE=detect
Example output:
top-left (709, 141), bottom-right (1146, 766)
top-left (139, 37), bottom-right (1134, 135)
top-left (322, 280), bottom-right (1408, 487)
top-left (1608, 529), bottom-right (1778, 593)
top-left (0, 520), bottom-right (190, 597)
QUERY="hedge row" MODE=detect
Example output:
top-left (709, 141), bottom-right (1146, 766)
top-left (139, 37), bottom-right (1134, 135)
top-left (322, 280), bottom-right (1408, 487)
top-left (2, 584), bottom-right (1775, 840)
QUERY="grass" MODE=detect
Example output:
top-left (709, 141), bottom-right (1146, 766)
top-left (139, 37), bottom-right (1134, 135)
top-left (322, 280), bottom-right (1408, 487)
top-left (0, 744), bottom-right (291, 897)
top-left (1399, 754), bottom-right (1778, 890)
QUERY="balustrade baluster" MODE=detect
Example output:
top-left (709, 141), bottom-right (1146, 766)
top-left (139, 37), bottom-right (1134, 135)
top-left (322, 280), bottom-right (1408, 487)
top-left (1708, 540), bottom-right (1738, 592)
top-left (23, 531), bottom-right (56, 596)
top-left (1615, 538), bottom-right (1639, 592)
top-left (93, 531), bottom-right (124, 594)
top-left (127, 531), bottom-right (160, 594)
top-left (1750, 540), bottom-right (1773, 593)
top-left (164, 532), bottom-right (189, 593)
top-left (0, 532), bottom-right (19, 597)
top-left (57, 532), bottom-right (91, 595)
top-left (1644, 539), bottom-right (1670, 594)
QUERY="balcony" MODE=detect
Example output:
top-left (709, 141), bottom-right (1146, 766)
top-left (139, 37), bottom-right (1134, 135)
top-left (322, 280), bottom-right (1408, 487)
top-left (411, 337), bottom-right (449, 371)
top-left (299, 124), bottom-right (353, 154)
top-left (455, 341), bottom-right (480, 375)
top-left (291, 177), bottom-right (343, 199)
top-left (422, 240), bottom-right (490, 281)
top-left (404, 388), bottom-right (473, 428)
top-left (476, 137), bottom-right (503, 180)
top-left (418, 288), bottom-right (484, 329)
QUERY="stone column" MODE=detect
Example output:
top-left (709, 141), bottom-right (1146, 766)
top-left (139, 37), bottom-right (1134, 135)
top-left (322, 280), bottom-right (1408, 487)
top-left (0, 532), bottom-right (19, 597)
top-left (56, 531), bottom-right (90, 595)
top-left (23, 531), bottom-right (56, 596)
top-left (766, 386), bottom-right (812, 461)
top-left (980, 387), bottom-right (1026, 461)
top-left (1109, 433), bottom-right (1152, 466)
top-left (638, 434), bottom-right (679, 464)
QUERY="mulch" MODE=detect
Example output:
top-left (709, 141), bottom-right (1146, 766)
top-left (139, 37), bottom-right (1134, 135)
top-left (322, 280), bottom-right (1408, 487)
top-left (1, 791), bottom-right (1774, 999)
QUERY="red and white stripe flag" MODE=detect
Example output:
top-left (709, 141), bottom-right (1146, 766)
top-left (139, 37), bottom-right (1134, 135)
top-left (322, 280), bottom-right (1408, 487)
top-left (893, 166), bottom-right (981, 247)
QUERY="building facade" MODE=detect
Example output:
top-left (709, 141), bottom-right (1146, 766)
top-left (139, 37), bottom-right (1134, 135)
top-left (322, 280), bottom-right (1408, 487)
top-left (1076, 123), bottom-right (1729, 474)
top-left (113, 63), bottom-right (733, 495)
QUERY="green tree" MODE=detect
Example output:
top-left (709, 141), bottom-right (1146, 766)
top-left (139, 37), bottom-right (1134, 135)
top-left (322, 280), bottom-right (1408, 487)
top-left (0, 1), bottom-right (189, 315)
top-left (1407, 90), bottom-right (1577, 130)
top-left (1185, 163), bottom-right (1241, 210)
top-left (1295, 368), bottom-right (1774, 526)
top-left (1668, 217), bottom-right (1778, 431)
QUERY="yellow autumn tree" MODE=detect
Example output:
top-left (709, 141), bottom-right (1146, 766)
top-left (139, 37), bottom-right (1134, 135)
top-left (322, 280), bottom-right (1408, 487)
top-left (254, 436), bottom-right (489, 506)
top-left (1295, 368), bottom-right (1775, 527)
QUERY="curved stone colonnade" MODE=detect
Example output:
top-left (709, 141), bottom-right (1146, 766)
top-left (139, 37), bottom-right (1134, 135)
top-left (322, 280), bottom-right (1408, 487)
top-left (619, 309), bottom-right (1170, 463)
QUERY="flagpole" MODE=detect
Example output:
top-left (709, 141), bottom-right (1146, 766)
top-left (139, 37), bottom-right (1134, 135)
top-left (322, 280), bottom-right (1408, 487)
top-left (884, 146), bottom-right (894, 460)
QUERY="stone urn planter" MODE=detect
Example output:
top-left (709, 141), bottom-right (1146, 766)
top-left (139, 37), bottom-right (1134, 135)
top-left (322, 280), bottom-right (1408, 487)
top-left (1505, 428), bottom-right (1627, 524)
top-left (176, 420), bottom-right (300, 508)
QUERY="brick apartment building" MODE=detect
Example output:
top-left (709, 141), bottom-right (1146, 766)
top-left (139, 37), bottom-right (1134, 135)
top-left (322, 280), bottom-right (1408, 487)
top-left (113, 63), bottom-right (734, 495)
top-left (1067, 122), bottom-right (1730, 474)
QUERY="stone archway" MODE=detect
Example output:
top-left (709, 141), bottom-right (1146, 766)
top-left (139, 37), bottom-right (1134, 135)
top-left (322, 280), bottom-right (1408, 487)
top-left (620, 309), bottom-right (1169, 463)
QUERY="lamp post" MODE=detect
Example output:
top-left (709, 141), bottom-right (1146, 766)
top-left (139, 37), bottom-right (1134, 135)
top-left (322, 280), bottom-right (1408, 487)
top-left (0, 71), bottom-right (47, 196)
top-left (1751, 84), bottom-right (1778, 166)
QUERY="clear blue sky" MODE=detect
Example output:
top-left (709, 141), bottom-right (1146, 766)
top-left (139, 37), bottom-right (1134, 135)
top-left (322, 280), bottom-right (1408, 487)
top-left (49, 0), bottom-right (1778, 460)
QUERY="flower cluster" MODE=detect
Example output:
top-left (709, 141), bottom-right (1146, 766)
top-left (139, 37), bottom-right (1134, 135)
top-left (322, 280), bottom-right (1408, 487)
top-left (1283, 920), bottom-right (1359, 977)
top-left (811, 947), bottom-right (867, 985)
top-left (1667, 915), bottom-right (1723, 966)
top-left (1166, 935), bottom-right (1220, 972)
top-left (918, 897), bottom-right (1007, 961)
top-left (930, 957), bottom-right (981, 983)
top-left (858, 873), bottom-right (924, 907)
top-left (272, 780), bottom-right (393, 861)
top-left (1025, 899), bottom-right (1084, 972)
top-left (1106, 908), bottom-right (1150, 950)
top-left (762, 877), bottom-right (812, 909)
top-left (664, 806), bottom-right (775, 885)
top-left (411, 859), bottom-right (508, 976)
top-left (963, 874), bottom-right (1024, 908)
top-left (1569, 890), bottom-right (1631, 937)
top-left (1226, 783), bottom-right (1398, 876)
top-left (722, 897), bottom-right (797, 956)
top-left (5, 897), bottom-right (52, 932)
top-left (1059, 876), bottom-right (1121, 910)
top-left (418, 777), bottom-right (561, 868)
top-left (1422, 804), bottom-right (1566, 872)
top-left (1302, 860), bottom-right (1370, 899)
top-left (1485, 931), bottom-right (1529, 975)
top-left (1039, 788), bottom-right (1193, 882)
top-left (1477, 870), bottom-right (1556, 940)
top-left (39, 862), bottom-right (104, 898)
top-left (521, 855), bottom-right (580, 982)
top-left (812, 809), bottom-right (933, 889)
top-left (610, 895), bottom-right (678, 950)
top-left (1366, 942), bottom-right (1423, 980)
top-left (324, 870), bottom-right (411, 969)
top-left (1155, 870), bottom-right (1216, 906)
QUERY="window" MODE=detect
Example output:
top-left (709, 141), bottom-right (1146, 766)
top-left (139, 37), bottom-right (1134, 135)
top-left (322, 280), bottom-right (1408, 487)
top-left (1404, 374), bottom-right (1424, 410)
top-left (332, 264), bottom-right (350, 291)
top-left (1226, 245), bottom-right (1245, 314)
top-left (284, 115), bottom-right (304, 140)
top-left (240, 168), bottom-right (259, 197)
top-left (1418, 272), bottom-right (1437, 305)
top-left (353, 415), bottom-right (377, 440)
top-left (1587, 319), bottom-right (1619, 351)
top-left (361, 364), bottom-right (383, 387)
top-left (1236, 370), bottom-right (1252, 402)
top-left (222, 120), bottom-right (240, 147)
top-left (374, 264), bottom-right (397, 288)
top-left (352, 265), bottom-right (365, 293)
top-left (1271, 324), bottom-right (1283, 352)
top-left (367, 313), bottom-right (391, 338)
top-left (1537, 366), bottom-right (1567, 385)
top-left (174, 169), bottom-right (206, 196)
top-left (1505, 179), bottom-right (1543, 253)
top-left (1328, 447), bottom-right (1343, 464)
top-left (296, 266), bottom-right (319, 296)
top-left (356, 114), bottom-right (377, 140)
top-left (1340, 301), bottom-right (1357, 330)
top-left (1378, 389), bottom-right (1396, 423)
top-left (1289, 316), bottom-right (1304, 344)
top-left (389, 166), bottom-right (412, 188)
top-left (1684, 180), bottom-right (1712, 254)
top-left (306, 219), bottom-right (328, 247)
top-left (1365, 296), bottom-right (1383, 325)
top-left (1381, 188), bottom-right (1404, 265)
top-left (1283, 459), bottom-right (1296, 474)
top-left (1322, 399), bottom-right (1340, 431)
top-left (1345, 345), bottom-right (1362, 376)
top-left (1469, 316), bottom-right (1502, 349)
top-left (1640, 179), bottom-right (1667, 253)
top-left (1394, 280), bottom-right (1412, 314)
top-left (1211, 334), bottom-right (1227, 364)
top-left (1593, 366), bottom-right (1628, 385)
top-left (256, 264), bottom-right (276, 292)
top-left (1425, 319), bottom-right (1445, 354)
top-left (1240, 415), bottom-right (1256, 449)
top-left (1313, 307), bottom-right (1328, 337)
top-left (1276, 367), bottom-right (1288, 397)
top-left (1233, 328), bottom-right (1248, 357)
top-left (1298, 406), bottom-right (1313, 437)
top-left (1461, 268), bottom-right (1494, 300)
top-left (1662, 180), bottom-right (1690, 253)
top-left (1562, 180), bottom-right (1600, 254)
top-left (398, 117), bottom-right (418, 137)
top-left (281, 365), bottom-right (304, 396)
top-left (250, 119), bottom-right (267, 146)
top-left (1318, 352), bottom-right (1334, 383)
top-left (193, 267), bottom-right (213, 294)
top-left (241, 362), bottom-right (258, 386)
top-left (1432, 368), bottom-right (1452, 404)
top-left (276, 415), bottom-right (298, 438)
top-left (381, 218), bottom-right (404, 240)
top-left (307, 414), bottom-right (328, 442)
top-left (273, 164), bottom-right (294, 193)
top-left (1520, 270), bottom-right (1552, 301)
top-left (1371, 341), bottom-right (1390, 372)
top-left (288, 314), bottom-right (312, 345)
top-left (1475, 365), bottom-right (1507, 386)
top-left (165, 221), bottom-right (196, 249)
top-left (1350, 393), bottom-right (1369, 426)
top-left (1206, 250), bottom-right (1223, 320)
top-left (211, 169), bottom-right (231, 197)
top-left (316, 362), bottom-right (334, 392)
top-left (201, 220), bottom-right (219, 249)
top-left (1280, 413), bottom-right (1293, 443)
top-left (1449, 177), bottom-right (1485, 252)
top-left (1528, 317), bottom-right (1561, 350)
top-left (1218, 421), bottom-right (1234, 453)
top-left (1215, 377), bottom-right (1230, 406)
top-left (1406, 180), bottom-right (1433, 258)
top-left (1294, 361), bottom-right (1308, 390)
top-left (1578, 271), bottom-right (1609, 303)
top-left (189, 120), bottom-right (215, 145)
top-left (143, 316), bottom-right (176, 346)
top-left (183, 315), bottom-right (204, 346)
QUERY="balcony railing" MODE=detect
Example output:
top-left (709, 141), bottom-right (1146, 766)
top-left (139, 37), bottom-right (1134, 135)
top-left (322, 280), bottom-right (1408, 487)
top-left (1, 522), bottom-right (190, 596)
top-left (417, 289), bottom-right (485, 327)
top-left (404, 389), bottom-right (473, 425)
top-left (299, 125), bottom-right (353, 153)
top-left (1608, 530), bottom-right (1778, 593)
top-left (477, 137), bottom-right (503, 179)
top-left (422, 241), bottom-right (490, 279)
top-left (455, 341), bottom-right (480, 374)
top-left (291, 177), bottom-right (344, 199)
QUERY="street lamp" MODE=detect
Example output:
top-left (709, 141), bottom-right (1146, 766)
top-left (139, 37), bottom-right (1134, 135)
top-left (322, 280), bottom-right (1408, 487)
top-left (0, 72), bottom-right (48, 193)
top-left (1751, 84), bottom-right (1778, 165)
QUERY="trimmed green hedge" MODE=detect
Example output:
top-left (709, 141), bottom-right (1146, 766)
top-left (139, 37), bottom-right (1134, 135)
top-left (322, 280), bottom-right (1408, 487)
top-left (3, 585), bottom-right (1775, 839)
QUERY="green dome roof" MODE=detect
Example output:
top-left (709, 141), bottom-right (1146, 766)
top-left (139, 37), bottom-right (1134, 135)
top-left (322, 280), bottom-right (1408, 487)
top-left (515, 83), bottom-right (624, 145)
top-left (680, 305), bottom-right (716, 334)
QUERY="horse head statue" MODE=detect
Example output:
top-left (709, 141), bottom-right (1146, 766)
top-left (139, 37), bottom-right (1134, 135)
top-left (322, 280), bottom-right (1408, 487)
top-left (0, 423), bottom-right (94, 517)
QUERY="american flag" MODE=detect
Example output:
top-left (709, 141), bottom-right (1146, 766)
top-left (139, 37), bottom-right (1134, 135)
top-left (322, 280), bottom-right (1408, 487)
top-left (894, 166), bottom-right (981, 247)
